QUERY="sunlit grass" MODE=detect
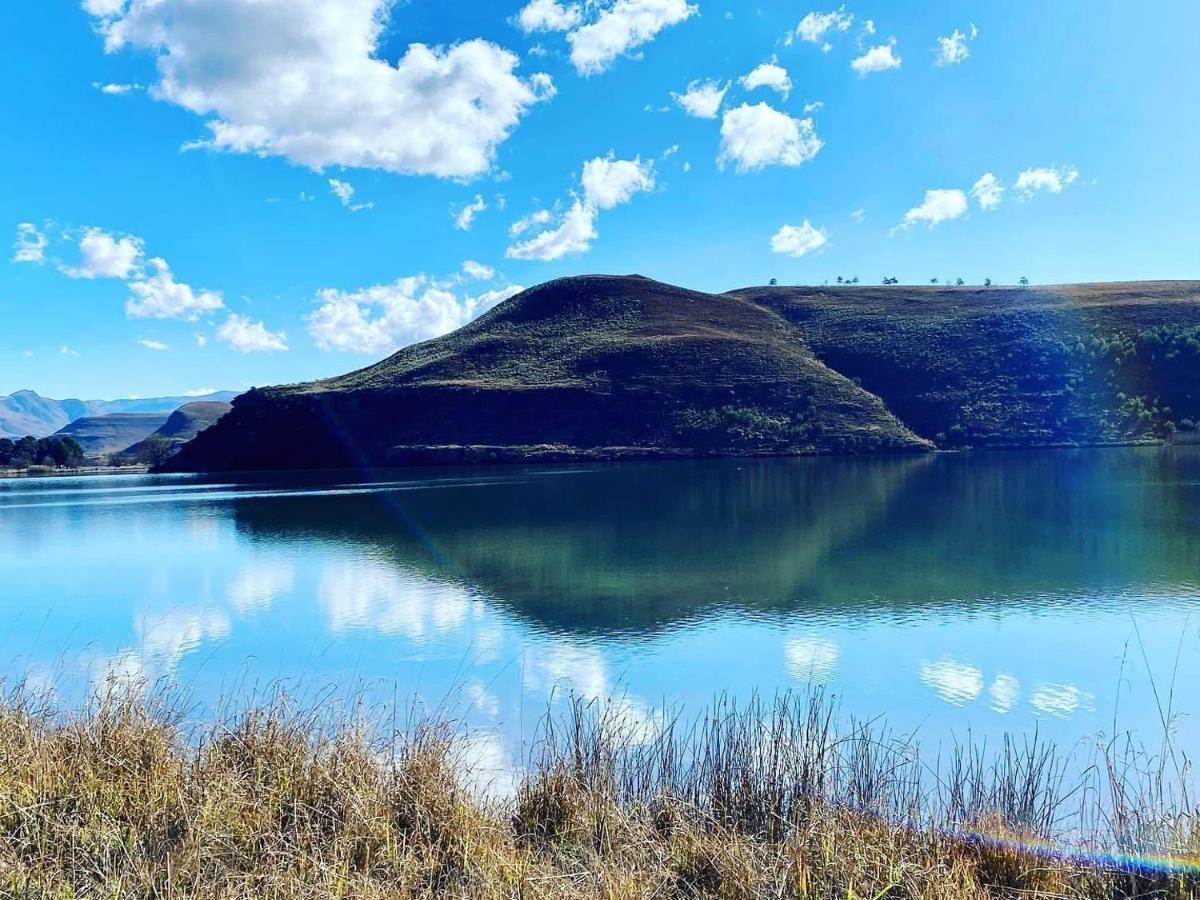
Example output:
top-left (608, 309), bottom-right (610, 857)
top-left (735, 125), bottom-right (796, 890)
top-left (0, 685), bottom-right (1194, 898)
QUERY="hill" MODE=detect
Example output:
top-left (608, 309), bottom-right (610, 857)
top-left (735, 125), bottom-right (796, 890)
top-left (54, 413), bottom-right (169, 459)
top-left (120, 401), bottom-right (233, 461)
top-left (166, 277), bottom-right (1200, 473)
top-left (735, 280), bottom-right (1200, 448)
top-left (0, 390), bottom-right (238, 439)
top-left (165, 275), bottom-right (928, 471)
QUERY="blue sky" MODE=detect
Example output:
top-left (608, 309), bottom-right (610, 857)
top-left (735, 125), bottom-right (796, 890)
top-left (2, 0), bottom-right (1197, 399)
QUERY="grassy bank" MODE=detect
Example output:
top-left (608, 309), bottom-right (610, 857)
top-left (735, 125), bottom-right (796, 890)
top-left (0, 689), bottom-right (1195, 898)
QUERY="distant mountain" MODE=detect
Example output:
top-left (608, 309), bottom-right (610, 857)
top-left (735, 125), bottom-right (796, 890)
top-left (0, 390), bottom-right (238, 439)
top-left (120, 401), bottom-right (233, 461)
top-left (165, 276), bottom-right (1200, 474)
top-left (54, 414), bottom-right (171, 458)
top-left (165, 275), bottom-right (928, 472)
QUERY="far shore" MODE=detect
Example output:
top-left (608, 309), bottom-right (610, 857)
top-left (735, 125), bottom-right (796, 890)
top-left (0, 464), bottom-right (148, 479)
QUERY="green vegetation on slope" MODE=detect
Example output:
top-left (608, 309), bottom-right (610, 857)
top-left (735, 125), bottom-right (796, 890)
top-left (53, 413), bottom-right (168, 459)
top-left (739, 281), bottom-right (1200, 448)
top-left (120, 400), bottom-right (233, 463)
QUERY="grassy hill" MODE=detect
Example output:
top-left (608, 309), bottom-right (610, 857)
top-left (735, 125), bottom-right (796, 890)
top-left (166, 275), bottom-right (928, 471)
top-left (737, 280), bottom-right (1200, 448)
top-left (166, 277), bottom-right (1200, 473)
top-left (120, 400), bottom-right (232, 461)
top-left (54, 413), bottom-right (168, 459)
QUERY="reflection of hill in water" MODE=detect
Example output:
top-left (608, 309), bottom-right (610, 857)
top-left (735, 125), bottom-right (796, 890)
top-left (230, 451), bottom-right (1200, 635)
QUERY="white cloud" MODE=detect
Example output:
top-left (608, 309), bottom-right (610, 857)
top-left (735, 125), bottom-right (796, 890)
top-left (92, 81), bottom-right (142, 94)
top-left (506, 200), bottom-right (598, 261)
top-left (61, 227), bottom-right (143, 279)
top-left (182, 386), bottom-right (217, 396)
top-left (454, 194), bottom-right (488, 231)
top-left (988, 673), bottom-right (1020, 714)
top-left (581, 155), bottom-right (655, 209)
top-left (328, 178), bottom-right (373, 212)
top-left (59, 345), bottom-right (80, 357)
top-left (851, 39), bottom-right (902, 76)
top-left (516, 0), bottom-right (582, 32)
top-left (671, 79), bottom-right (728, 118)
top-left (850, 207), bottom-right (865, 222)
top-left (506, 154), bottom-right (654, 261)
top-left (12, 223), bottom-right (47, 264)
top-left (216, 313), bottom-right (288, 352)
top-left (935, 26), bottom-right (976, 66)
top-left (971, 172), bottom-right (1003, 210)
top-left (741, 62), bottom-right (791, 98)
top-left (770, 220), bottom-right (829, 257)
top-left (794, 7), bottom-right (854, 48)
top-left (462, 259), bottom-right (495, 281)
top-left (785, 636), bottom-right (839, 681)
top-left (85, 0), bottom-right (554, 179)
top-left (1015, 165), bottom-right (1079, 197)
top-left (717, 103), bottom-right (823, 173)
top-left (897, 188), bottom-right (968, 230)
top-left (309, 275), bottom-right (523, 353)
top-left (126, 258), bottom-right (225, 320)
top-left (803, 100), bottom-right (824, 114)
top-left (567, 0), bottom-right (697, 75)
top-left (138, 339), bottom-right (169, 351)
top-left (508, 208), bottom-right (553, 237)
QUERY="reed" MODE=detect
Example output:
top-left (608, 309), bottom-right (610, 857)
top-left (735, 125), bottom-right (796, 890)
top-left (0, 684), bottom-right (1194, 898)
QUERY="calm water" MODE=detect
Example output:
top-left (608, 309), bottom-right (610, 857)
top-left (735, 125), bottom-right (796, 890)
top-left (2, 449), bottom-right (1198, 782)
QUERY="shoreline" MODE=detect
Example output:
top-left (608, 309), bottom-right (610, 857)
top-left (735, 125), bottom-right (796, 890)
top-left (0, 464), bottom-right (149, 479)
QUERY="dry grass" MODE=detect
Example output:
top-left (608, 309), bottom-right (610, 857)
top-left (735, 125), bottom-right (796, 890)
top-left (0, 687), bottom-right (1194, 899)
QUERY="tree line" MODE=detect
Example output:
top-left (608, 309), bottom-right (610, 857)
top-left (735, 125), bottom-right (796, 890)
top-left (0, 435), bottom-right (85, 469)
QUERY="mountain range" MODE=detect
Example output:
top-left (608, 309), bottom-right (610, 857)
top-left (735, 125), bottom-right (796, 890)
top-left (165, 276), bottom-right (1200, 473)
top-left (0, 390), bottom-right (237, 440)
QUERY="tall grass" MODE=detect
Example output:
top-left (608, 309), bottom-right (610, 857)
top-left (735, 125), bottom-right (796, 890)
top-left (0, 684), bottom-right (1194, 898)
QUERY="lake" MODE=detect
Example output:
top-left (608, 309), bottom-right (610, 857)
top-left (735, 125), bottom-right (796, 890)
top-left (2, 448), bottom-right (1198, 786)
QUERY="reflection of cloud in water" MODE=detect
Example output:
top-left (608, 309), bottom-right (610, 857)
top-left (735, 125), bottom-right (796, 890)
top-left (137, 609), bottom-right (232, 671)
top-left (463, 679), bottom-right (500, 718)
top-left (89, 649), bottom-right (148, 692)
top-left (227, 560), bottom-right (295, 613)
top-left (785, 635), bottom-right (839, 682)
top-left (453, 730), bottom-right (521, 798)
top-left (920, 659), bottom-right (984, 706)
top-left (523, 641), bottom-right (610, 700)
top-left (318, 560), bottom-right (476, 641)
top-left (1031, 682), bottom-right (1095, 718)
top-left (988, 673), bottom-right (1020, 713)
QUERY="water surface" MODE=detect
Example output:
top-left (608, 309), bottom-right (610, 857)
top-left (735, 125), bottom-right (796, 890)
top-left (2, 449), bottom-right (1197, 781)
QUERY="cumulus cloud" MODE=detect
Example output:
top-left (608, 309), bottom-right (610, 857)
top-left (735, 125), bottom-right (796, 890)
top-left (328, 178), bottom-right (373, 211)
top-left (935, 24), bottom-right (977, 66)
top-left (851, 39), bottom-right (902, 76)
top-left (12, 223), bottom-right (47, 264)
top-left (971, 172), bottom-right (1003, 210)
top-left (454, 194), bottom-right (489, 231)
top-left (581, 155), bottom-right (656, 208)
top-left (308, 275), bottom-right (523, 354)
top-left (506, 200), bottom-right (599, 261)
top-left (506, 155), bottom-right (654, 261)
top-left (567, 0), bottom-right (697, 75)
top-left (61, 227), bottom-right (144, 279)
top-left (125, 258), bottom-right (226, 319)
top-left (508, 208), bottom-right (553, 237)
top-left (92, 81), bottom-right (142, 94)
top-left (462, 260), bottom-right (495, 281)
top-left (216, 313), bottom-right (289, 352)
top-left (1015, 165), bottom-right (1079, 197)
top-left (671, 79), bottom-right (729, 118)
top-left (516, 0), bottom-right (582, 32)
top-left (793, 7), bottom-right (854, 50)
top-left (84, 0), bottom-right (554, 179)
top-left (896, 188), bottom-right (969, 230)
top-left (138, 339), bottom-right (169, 351)
top-left (770, 220), bottom-right (828, 257)
top-left (717, 103), bottom-right (823, 173)
top-left (741, 62), bottom-right (791, 98)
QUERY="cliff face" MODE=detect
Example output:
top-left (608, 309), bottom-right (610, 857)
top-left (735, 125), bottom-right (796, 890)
top-left (164, 275), bottom-right (928, 472)
top-left (166, 277), bottom-right (1200, 473)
